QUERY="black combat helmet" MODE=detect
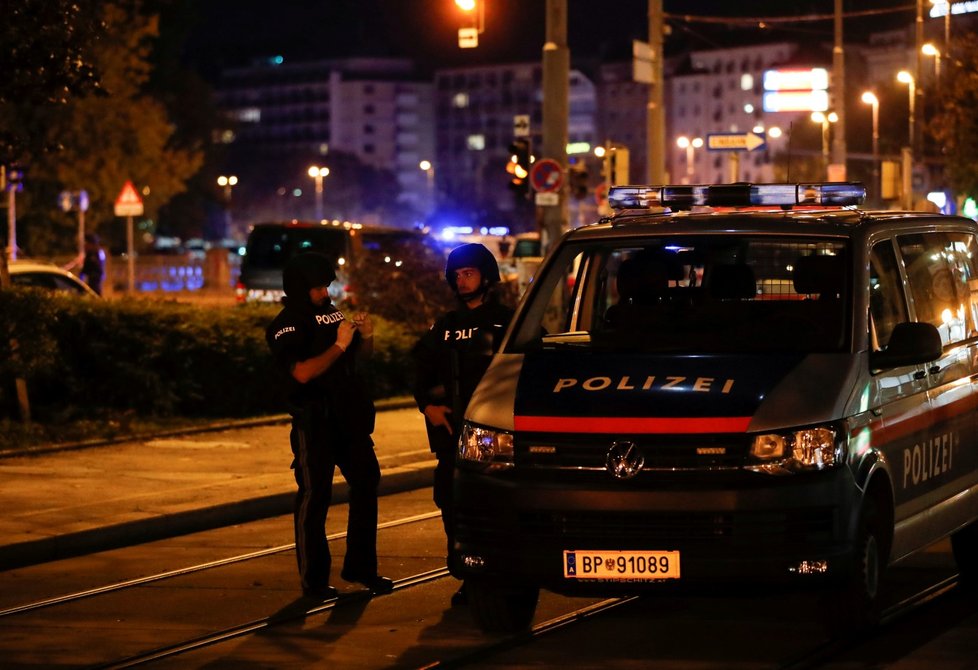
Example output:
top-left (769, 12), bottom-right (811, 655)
top-left (445, 243), bottom-right (500, 296)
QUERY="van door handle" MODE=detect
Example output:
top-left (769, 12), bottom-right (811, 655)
top-left (929, 365), bottom-right (942, 375)
top-left (913, 370), bottom-right (926, 380)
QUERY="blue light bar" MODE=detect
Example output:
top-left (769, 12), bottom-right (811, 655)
top-left (608, 182), bottom-right (866, 211)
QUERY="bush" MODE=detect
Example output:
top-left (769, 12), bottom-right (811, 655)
top-left (0, 289), bottom-right (420, 424)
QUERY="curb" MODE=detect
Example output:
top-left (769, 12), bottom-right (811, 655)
top-left (0, 458), bottom-right (435, 571)
top-left (0, 397), bottom-right (419, 459)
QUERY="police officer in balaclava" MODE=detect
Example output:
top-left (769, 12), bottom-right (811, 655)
top-left (266, 251), bottom-right (393, 599)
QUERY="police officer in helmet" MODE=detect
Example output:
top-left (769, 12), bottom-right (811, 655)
top-left (411, 243), bottom-right (515, 606)
top-left (266, 251), bottom-right (393, 600)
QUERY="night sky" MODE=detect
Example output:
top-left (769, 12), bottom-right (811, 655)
top-left (181, 0), bottom-right (917, 80)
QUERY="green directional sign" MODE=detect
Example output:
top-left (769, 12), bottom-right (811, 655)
top-left (706, 131), bottom-right (766, 152)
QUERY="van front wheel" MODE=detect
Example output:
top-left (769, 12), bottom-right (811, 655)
top-left (820, 498), bottom-right (884, 633)
top-left (466, 579), bottom-right (539, 633)
top-left (951, 519), bottom-right (978, 593)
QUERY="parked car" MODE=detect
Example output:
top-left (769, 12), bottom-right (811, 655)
top-left (6, 259), bottom-right (99, 297)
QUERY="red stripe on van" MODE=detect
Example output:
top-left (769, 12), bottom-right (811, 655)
top-left (513, 416), bottom-right (752, 434)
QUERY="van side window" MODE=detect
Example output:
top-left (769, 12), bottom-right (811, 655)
top-left (897, 232), bottom-right (978, 344)
top-left (945, 233), bottom-right (978, 340)
top-left (869, 240), bottom-right (907, 350)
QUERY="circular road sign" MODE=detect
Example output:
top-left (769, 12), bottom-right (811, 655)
top-left (530, 159), bottom-right (564, 193)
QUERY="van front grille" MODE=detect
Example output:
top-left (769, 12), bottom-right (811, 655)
top-left (518, 433), bottom-right (751, 471)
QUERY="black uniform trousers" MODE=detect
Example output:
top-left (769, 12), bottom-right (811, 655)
top-left (425, 419), bottom-right (459, 575)
top-left (290, 407), bottom-right (380, 591)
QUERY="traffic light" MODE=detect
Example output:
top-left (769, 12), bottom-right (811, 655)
top-left (606, 147), bottom-right (629, 186)
top-left (507, 139), bottom-right (530, 197)
top-left (4, 164), bottom-right (25, 192)
top-left (570, 166), bottom-right (589, 200)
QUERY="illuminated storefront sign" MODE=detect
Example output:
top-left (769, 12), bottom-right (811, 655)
top-left (762, 68), bottom-right (830, 113)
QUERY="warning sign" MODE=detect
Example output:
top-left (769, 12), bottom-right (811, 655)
top-left (114, 180), bottom-right (144, 217)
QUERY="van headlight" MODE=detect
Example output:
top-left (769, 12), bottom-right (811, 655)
top-left (459, 422), bottom-right (515, 472)
top-left (748, 426), bottom-right (842, 474)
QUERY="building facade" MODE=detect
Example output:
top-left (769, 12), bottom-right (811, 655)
top-left (215, 57), bottom-right (433, 225)
top-left (433, 62), bottom-right (597, 231)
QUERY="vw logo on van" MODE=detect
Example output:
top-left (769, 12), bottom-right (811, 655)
top-left (606, 441), bottom-right (645, 480)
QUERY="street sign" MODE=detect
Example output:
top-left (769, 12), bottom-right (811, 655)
top-left (594, 182), bottom-right (608, 206)
top-left (632, 39), bottom-right (654, 84)
top-left (114, 180), bottom-right (144, 217)
top-left (513, 114), bottom-right (530, 137)
top-left (706, 131), bottom-right (766, 152)
top-left (530, 158), bottom-right (564, 193)
top-left (60, 190), bottom-right (89, 213)
top-left (458, 27), bottom-right (478, 48)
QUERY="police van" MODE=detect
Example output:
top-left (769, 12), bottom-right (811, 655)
top-left (236, 220), bottom-right (431, 304)
top-left (454, 182), bottom-right (978, 632)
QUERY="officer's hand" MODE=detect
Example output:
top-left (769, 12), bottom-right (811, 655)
top-left (424, 405), bottom-right (453, 435)
top-left (336, 321), bottom-right (357, 350)
top-left (353, 312), bottom-right (374, 339)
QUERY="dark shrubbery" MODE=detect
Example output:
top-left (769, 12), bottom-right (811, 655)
top-left (0, 289), bottom-right (423, 425)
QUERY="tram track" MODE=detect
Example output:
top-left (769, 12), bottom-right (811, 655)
top-left (2, 499), bottom-right (969, 669)
top-left (94, 567), bottom-right (454, 670)
top-left (777, 574), bottom-right (962, 670)
top-left (418, 574), bottom-right (965, 669)
top-left (0, 510), bottom-right (441, 620)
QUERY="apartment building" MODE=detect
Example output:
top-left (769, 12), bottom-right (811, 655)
top-left (215, 57), bottom-right (433, 223)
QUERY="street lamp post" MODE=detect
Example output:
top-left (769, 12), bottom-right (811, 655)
top-left (675, 136), bottom-right (703, 184)
top-left (897, 70), bottom-right (916, 152)
top-left (810, 111), bottom-right (838, 178)
top-left (861, 92), bottom-right (880, 204)
top-left (217, 175), bottom-right (237, 235)
top-left (419, 160), bottom-right (435, 213)
top-left (307, 166), bottom-right (329, 221)
top-left (922, 42), bottom-right (942, 88)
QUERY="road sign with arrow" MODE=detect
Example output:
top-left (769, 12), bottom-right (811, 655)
top-left (706, 131), bottom-right (766, 152)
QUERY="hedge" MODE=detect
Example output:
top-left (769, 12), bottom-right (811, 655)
top-left (0, 289), bottom-right (424, 424)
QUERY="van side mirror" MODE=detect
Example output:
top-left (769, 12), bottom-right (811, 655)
top-left (870, 322), bottom-right (943, 371)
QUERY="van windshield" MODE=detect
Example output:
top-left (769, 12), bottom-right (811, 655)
top-left (245, 226), bottom-right (348, 269)
top-left (511, 235), bottom-right (850, 354)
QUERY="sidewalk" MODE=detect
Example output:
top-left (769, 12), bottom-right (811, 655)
top-left (0, 401), bottom-right (435, 571)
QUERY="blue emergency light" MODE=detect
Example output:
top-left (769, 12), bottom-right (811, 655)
top-left (608, 182), bottom-right (866, 211)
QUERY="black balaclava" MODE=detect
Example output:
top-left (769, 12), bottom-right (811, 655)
top-left (282, 251), bottom-right (337, 312)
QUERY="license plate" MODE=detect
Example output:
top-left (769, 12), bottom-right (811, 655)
top-left (563, 549), bottom-right (681, 580)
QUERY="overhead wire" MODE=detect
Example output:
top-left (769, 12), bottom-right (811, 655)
top-left (664, 4), bottom-right (917, 26)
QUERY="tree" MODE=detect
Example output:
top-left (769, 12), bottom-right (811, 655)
top-left (0, 0), bottom-right (107, 423)
top-left (928, 31), bottom-right (978, 201)
top-left (22, 2), bottom-right (204, 254)
top-left (0, 0), bottom-right (104, 163)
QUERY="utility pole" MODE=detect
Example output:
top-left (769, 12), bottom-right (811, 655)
top-left (914, 0), bottom-right (924, 156)
top-left (647, 0), bottom-right (665, 183)
top-left (541, 0), bottom-right (569, 253)
top-left (831, 0), bottom-right (847, 174)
